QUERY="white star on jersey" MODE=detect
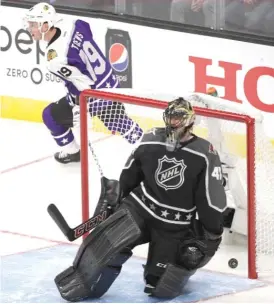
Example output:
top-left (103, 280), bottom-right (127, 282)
top-left (174, 212), bottom-right (181, 220)
top-left (186, 213), bottom-right (193, 221)
top-left (149, 203), bottom-right (156, 211)
top-left (161, 210), bottom-right (169, 218)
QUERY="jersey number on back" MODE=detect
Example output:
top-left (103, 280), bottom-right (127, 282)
top-left (79, 41), bottom-right (106, 83)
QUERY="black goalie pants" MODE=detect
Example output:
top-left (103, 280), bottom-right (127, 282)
top-left (122, 194), bottom-right (191, 283)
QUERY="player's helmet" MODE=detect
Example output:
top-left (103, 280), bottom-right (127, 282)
top-left (23, 2), bottom-right (57, 30)
top-left (163, 97), bottom-right (195, 144)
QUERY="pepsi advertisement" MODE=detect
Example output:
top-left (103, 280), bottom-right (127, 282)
top-left (105, 28), bottom-right (132, 88)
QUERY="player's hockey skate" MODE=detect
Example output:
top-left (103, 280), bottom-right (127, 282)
top-left (54, 150), bottom-right (80, 164)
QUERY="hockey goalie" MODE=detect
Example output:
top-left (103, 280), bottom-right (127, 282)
top-left (52, 97), bottom-right (227, 301)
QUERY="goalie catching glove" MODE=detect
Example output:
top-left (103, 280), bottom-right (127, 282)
top-left (93, 176), bottom-right (121, 217)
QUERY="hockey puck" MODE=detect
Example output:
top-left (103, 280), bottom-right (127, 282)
top-left (228, 258), bottom-right (238, 269)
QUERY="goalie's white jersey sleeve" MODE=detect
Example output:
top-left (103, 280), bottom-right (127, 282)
top-left (45, 19), bottom-right (119, 101)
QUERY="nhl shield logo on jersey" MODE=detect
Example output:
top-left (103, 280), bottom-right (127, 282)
top-left (47, 49), bottom-right (57, 61)
top-left (155, 156), bottom-right (187, 190)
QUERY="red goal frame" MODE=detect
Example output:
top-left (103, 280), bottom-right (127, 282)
top-left (79, 89), bottom-right (257, 279)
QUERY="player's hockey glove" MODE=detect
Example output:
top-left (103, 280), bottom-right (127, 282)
top-left (178, 220), bottom-right (222, 270)
top-left (93, 176), bottom-right (122, 217)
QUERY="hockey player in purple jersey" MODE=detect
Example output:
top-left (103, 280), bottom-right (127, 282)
top-left (23, 2), bottom-right (143, 163)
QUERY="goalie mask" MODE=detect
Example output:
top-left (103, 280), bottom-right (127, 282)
top-left (163, 97), bottom-right (195, 149)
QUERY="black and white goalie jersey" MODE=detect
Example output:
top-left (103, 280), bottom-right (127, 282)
top-left (119, 128), bottom-right (227, 235)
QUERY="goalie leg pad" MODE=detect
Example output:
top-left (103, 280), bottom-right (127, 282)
top-left (150, 263), bottom-right (196, 299)
top-left (55, 249), bottom-right (132, 302)
top-left (89, 247), bottom-right (132, 298)
top-left (54, 208), bottom-right (141, 302)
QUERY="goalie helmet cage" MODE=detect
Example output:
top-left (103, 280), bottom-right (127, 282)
top-left (79, 89), bottom-right (273, 280)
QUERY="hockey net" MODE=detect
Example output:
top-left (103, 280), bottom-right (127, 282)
top-left (79, 89), bottom-right (274, 279)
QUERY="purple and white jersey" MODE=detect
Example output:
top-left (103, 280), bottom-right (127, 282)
top-left (46, 19), bottom-right (119, 102)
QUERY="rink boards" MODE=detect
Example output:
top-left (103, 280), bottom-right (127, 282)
top-left (1, 94), bottom-right (274, 160)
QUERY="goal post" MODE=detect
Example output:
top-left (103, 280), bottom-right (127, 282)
top-left (79, 88), bottom-right (273, 280)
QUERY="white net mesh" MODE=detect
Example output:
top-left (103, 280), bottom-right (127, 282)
top-left (85, 89), bottom-right (274, 277)
top-left (187, 93), bottom-right (274, 275)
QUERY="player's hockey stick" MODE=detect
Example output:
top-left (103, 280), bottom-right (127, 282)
top-left (47, 203), bottom-right (111, 242)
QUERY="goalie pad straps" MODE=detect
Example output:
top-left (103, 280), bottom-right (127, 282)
top-left (54, 207), bottom-right (141, 302)
top-left (150, 263), bottom-right (196, 299)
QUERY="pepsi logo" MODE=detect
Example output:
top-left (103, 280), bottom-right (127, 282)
top-left (109, 43), bottom-right (129, 72)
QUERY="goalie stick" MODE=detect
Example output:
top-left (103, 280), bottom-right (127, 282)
top-left (47, 203), bottom-right (111, 241)
top-left (47, 176), bottom-right (120, 241)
